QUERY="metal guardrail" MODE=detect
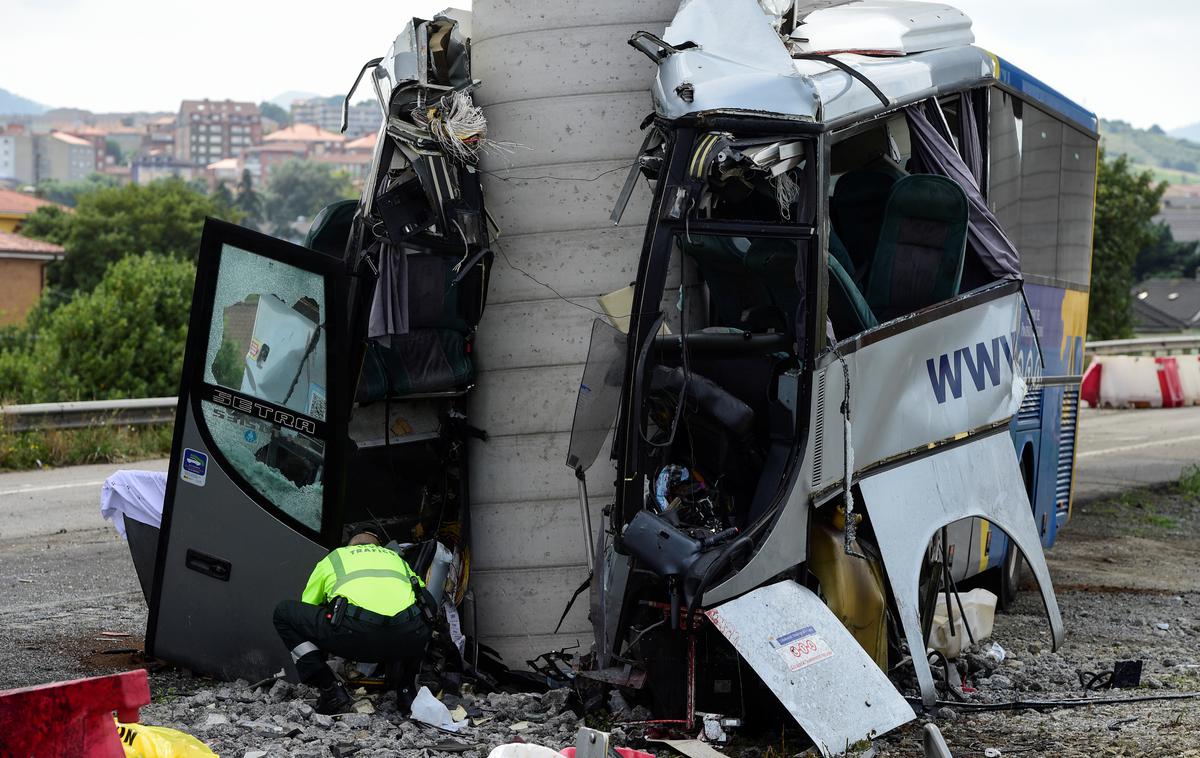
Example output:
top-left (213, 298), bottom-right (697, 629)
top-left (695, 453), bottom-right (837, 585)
top-left (0, 397), bottom-right (177, 433)
top-left (1087, 335), bottom-right (1200, 357)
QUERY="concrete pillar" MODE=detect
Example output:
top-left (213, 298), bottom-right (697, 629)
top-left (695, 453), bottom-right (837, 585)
top-left (469, 0), bottom-right (678, 664)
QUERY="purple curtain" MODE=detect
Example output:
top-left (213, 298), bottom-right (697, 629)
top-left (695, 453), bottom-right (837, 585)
top-left (906, 101), bottom-right (1021, 280)
top-left (957, 92), bottom-right (984, 186)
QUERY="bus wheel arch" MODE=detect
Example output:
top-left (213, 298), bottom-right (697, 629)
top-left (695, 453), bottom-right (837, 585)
top-left (995, 443), bottom-right (1036, 610)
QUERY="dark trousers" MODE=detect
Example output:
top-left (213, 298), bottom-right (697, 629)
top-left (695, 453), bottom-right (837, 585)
top-left (273, 599), bottom-right (431, 688)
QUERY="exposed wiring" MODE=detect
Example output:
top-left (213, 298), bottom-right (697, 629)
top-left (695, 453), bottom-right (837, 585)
top-left (494, 241), bottom-right (609, 319)
top-left (907, 691), bottom-right (1200, 712)
top-left (479, 162), bottom-right (638, 184)
top-left (772, 170), bottom-right (801, 221)
top-left (411, 90), bottom-right (488, 163)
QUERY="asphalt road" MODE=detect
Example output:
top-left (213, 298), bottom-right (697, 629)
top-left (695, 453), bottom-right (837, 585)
top-left (1074, 405), bottom-right (1200, 500)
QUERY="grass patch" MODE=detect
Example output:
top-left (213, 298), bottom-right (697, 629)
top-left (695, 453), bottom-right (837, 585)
top-left (0, 424), bottom-right (174, 471)
top-left (1179, 464), bottom-right (1200, 501)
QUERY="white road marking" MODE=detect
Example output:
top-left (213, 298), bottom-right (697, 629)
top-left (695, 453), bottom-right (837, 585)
top-left (0, 479), bottom-right (108, 497)
top-left (1078, 434), bottom-right (1200, 460)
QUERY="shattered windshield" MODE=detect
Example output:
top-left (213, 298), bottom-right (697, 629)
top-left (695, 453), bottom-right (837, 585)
top-left (201, 244), bottom-right (327, 532)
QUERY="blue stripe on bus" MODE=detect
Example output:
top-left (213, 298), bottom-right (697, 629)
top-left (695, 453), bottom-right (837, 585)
top-left (994, 56), bottom-right (1098, 134)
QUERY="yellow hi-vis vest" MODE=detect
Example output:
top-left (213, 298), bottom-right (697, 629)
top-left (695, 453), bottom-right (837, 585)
top-left (301, 544), bottom-right (424, 617)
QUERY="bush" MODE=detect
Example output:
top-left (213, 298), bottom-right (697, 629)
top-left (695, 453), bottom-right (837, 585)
top-left (36, 177), bottom-right (236, 294)
top-left (21, 253), bottom-right (196, 401)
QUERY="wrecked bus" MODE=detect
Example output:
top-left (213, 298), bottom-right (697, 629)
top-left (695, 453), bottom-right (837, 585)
top-left (571, 0), bottom-right (1098, 751)
top-left (145, 12), bottom-right (489, 681)
top-left (138, 0), bottom-right (1100, 752)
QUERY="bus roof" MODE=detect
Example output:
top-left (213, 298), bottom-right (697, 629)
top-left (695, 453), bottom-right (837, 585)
top-left (651, 0), bottom-right (1098, 137)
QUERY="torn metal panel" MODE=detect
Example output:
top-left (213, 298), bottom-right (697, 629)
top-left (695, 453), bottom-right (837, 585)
top-left (792, 2), bottom-right (975, 57)
top-left (812, 285), bottom-right (1027, 497)
top-left (706, 580), bottom-right (914, 757)
top-left (858, 431), bottom-right (1064, 706)
top-left (642, 0), bottom-right (995, 128)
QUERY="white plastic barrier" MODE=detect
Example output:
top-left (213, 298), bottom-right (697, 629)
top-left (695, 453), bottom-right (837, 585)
top-left (1177, 356), bottom-right (1200, 406)
top-left (1097, 355), bottom-right (1163, 408)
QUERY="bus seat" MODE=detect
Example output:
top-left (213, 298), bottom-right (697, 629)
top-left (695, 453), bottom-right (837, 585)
top-left (828, 249), bottom-right (879, 338)
top-left (829, 227), bottom-right (857, 279)
top-left (684, 237), bottom-right (790, 333)
top-left (830, 167), bottom-right (901, 281)
top-left (866, 175), bottom-right (968, 323)
top-left (304, 199), bottom-right (358, 256)
top-left (746, 238), bottom-right (801, 327)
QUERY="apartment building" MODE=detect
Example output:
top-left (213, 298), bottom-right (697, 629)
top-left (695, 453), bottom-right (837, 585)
top-left (36, 132), bottom-right (95, 182)
top-left (176, 100), bottom-right (262, 164)
top-left (291, 97), bottom-right (382, 138)
top-left (0, 127), bottom-right (36, 186)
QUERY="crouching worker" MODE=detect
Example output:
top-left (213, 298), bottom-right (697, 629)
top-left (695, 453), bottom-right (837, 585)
top-left (273, 528), bottom-right (433, 714)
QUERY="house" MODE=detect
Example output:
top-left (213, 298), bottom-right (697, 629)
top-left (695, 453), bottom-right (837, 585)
top-left (262, 123), bottom-right (345, 156)
top-left (1158, 185), bottom-right (1200, 244)
top-left (311, 151), bottom-right (372, 186)
top-left (1132, 277), bottom-right (1200, 333)
top-left (131, 154), bottom-right (203, 185)
top-left (0, 231), bottom-right (64, 326)
top-left (0, 188), bottom-right (56, 233)
top-left (206, 157), bottom-right (242, 187)
top-left (238, 143), bottom-right (308, 186)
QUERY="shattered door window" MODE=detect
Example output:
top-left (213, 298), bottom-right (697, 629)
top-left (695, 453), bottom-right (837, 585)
top-left (201, 244), bottom-right (327, 532)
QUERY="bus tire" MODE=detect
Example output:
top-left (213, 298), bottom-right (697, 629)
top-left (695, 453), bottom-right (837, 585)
top-left (997, 537), bottom-right (1022, 610)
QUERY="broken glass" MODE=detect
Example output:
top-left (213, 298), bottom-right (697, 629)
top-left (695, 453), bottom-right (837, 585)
top-left (201, 244), bottom-right (328, 532)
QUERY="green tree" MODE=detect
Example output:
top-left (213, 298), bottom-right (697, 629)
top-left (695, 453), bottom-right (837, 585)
top-left (22, 253), bottom-right (196, 402)
top-left (42, 177), bottom-right (224, 293)
top-left (1089, 152), bottom-right (1167, 340)
top-left (259, 101), bottom-right (290, 126)
top-left (210, 181), bottom-right (238, 221)
top-left (263, 160), bottom-right (356, 239)
top-left (18, 204), bottom-right (71, 245)
top-left (104, 138), bottom-right (124, 166)
top-left (34, 174), bottom-right (119, 207)
top-left (235, 169), bottom-right (264, 230)
top-left (1135, 222), bottom-right (1200, 282)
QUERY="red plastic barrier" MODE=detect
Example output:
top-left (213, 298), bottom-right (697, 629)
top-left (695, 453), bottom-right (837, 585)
top-left (0, 669), bottom-right (150, 757)
top-left (1155, 357), bottom-right (1185, 408)
top-left (1080, 359), bottom-right (1102, 408)
top-left (562, 747), bottom-right (655, 758)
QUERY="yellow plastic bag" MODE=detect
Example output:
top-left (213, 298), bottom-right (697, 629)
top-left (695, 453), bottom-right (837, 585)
top-left (114, 719), bottom-right (218, 758)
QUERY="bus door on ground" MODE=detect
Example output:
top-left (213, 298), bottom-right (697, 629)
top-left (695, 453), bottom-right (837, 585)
top-left (147, 220), bottom-right (349, 681)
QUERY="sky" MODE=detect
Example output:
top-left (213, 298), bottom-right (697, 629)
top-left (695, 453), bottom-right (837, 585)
top-left (2, 0), bottom-right (1198, 130)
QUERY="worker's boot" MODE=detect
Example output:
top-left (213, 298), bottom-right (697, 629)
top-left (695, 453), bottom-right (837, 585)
top-left (315, 680), bottom-right (354, 715)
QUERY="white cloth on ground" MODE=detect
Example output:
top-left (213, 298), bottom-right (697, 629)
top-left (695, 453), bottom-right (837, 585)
top-left (100, 469), bottom-right (167, 538)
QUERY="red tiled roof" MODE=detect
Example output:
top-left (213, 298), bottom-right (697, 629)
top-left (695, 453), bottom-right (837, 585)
top-left (51, 131), bottom-right (93, 146)
top-left (344, 132), bottom-right (377, 151)
top-left (0, 230), bottom-right (65, 257)
top-left (0, 189), bottom-right (56, 215)
top-left (265, 123), bottom-right (345, 143)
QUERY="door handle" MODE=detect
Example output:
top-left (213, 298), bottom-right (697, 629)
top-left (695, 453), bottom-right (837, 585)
top-left (186, 549), bottom-right (232, 582)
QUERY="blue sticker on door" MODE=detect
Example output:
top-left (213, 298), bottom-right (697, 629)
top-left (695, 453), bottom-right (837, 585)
top-left (181, 448), bottom-right (208, 487)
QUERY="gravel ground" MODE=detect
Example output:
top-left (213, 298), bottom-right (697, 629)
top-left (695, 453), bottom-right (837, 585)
top-left (3, 477), bottom-right (1198, 757)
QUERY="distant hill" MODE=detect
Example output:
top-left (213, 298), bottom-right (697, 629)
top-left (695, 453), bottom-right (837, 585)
top-left (1101, 119), bottom-right (1200, 185)
top-left (1170, 122), bottom-right (1200, 145)
top-left (0, 87), bottom-right (48, 115)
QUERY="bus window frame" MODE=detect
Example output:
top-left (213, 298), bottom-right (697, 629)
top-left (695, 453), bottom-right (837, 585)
top-left (614, 125), bottom-right (823, 532)
top-left (984, 83), bottom-right (1099, 294)
top-left (166, 220), bottom-right (351, 549)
